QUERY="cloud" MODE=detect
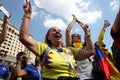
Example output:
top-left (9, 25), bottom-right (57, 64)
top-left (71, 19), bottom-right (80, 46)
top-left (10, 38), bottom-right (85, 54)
top-left (31, 5), bottom-right (38, 19)
top-left (33, 0), bottom-right (102, 29)
top-left (81, 11), bottom-right (102, 24)
top-left (110, 0), bottom-right (119, 11)
top-left (43, 18), bottom-right (67, 30)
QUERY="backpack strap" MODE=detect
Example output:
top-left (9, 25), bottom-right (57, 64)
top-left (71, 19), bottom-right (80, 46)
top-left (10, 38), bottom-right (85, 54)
top-left (67, 47), bottom-right (74, 55)
top-left (41, 47), bottom-right (50, 66)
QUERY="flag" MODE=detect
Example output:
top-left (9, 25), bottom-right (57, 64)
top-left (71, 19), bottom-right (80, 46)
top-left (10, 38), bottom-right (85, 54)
top-left (95, 45), bottom-right (115, 80)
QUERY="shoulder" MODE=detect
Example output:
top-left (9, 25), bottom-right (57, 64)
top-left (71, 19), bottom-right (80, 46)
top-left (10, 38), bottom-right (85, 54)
top-left (37, 42), bottom-right (48, 55)
top-left (37, 42), bottom-right (48, 48)
top-left (1, 63), bottom-right (9, 68)
top-left (24, 64), bottom-right (33, 70)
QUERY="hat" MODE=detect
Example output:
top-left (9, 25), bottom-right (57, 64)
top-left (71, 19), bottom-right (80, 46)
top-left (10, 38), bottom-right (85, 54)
top-left (72, 33), bottom-right (81, 38)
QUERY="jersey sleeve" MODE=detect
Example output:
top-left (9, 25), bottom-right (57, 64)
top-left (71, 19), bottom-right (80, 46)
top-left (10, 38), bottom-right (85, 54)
top-left (37, 42), bottom-right (48, 56)
top-left (97, 30), bottom-right (105, 47)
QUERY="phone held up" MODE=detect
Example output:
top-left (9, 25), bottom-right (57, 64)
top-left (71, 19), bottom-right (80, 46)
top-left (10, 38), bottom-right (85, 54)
top-left (0, 5), bottom-right (11, 18)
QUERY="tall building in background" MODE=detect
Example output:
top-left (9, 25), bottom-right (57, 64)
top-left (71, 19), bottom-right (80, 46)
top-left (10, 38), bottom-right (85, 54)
top-left (0, 18), bottom-right (35, 65)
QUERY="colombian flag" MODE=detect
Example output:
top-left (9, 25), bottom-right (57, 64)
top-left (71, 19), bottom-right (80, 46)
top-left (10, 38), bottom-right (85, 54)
top-left (95, 45), bottom-right (115, 80)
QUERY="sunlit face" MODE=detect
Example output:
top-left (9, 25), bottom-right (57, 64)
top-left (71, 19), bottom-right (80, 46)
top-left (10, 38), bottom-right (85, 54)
top-left (0, 51), bottom-right (6, 61)
top-left (72, 36), bottom-right (81, 43)
top-left (47, 27), bottom-right (62, 45)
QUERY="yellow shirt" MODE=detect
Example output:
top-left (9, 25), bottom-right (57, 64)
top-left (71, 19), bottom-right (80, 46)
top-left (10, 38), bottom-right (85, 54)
top-left (73, 42), bottom-right (83, 49)
top-left (97, 30), bottom-right (120, 79)
top-left (37, 42), bottom-right (79, 79)
top-left (97, 30), bottom-right (114, 63)
top-left (17, 77), bottom-right (22, 80)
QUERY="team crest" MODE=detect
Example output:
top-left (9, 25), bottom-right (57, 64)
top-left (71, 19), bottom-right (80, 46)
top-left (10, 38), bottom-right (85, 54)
top-left (2, 67), bottom-right (6, 71)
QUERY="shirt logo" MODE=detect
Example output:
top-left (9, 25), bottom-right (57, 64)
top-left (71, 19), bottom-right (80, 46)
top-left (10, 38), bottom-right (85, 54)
top-left (2, 67), bottom-right (6, 71)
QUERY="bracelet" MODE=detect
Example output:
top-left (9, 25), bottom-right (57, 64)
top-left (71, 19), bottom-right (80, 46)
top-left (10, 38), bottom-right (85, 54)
top-left (23, 15), bottom-right (31, 19)
top-left (86, 34), bottom-right (91, 37)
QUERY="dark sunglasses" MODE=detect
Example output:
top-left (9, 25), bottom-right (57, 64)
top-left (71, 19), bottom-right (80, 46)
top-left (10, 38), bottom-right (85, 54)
top-left (0, 53), bottom-right (6, 57)
top-left (102, 44), bottom-right (106, 47)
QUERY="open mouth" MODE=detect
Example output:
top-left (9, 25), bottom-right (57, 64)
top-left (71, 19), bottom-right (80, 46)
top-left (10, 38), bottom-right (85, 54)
top-left (55, 34), bottom-right (61, 40)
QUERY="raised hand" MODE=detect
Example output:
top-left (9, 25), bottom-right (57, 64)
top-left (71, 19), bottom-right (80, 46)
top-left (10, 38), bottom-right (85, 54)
top-left (23, 1), bottom-right (32, 16)
top-left (83, 24), bottom-right (90, 34)
top-left (72, 14), bottom-right (77, 21)
top-left (104, 20), bottom-right (110, 27)
top-left (3, 15), bottom-right (9, 23)
top-left (17, 55), bottom-right (27, 63)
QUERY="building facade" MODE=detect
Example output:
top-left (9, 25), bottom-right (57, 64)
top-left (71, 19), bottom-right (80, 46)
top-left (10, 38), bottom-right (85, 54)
top-left (0, 18), bottom-right (35, 65)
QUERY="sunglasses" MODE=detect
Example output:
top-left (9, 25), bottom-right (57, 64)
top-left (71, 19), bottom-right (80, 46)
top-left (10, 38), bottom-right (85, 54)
top-left (102, 45), bottom-right (106, 47)
top-left (0, 53), bottom-right (6, 57)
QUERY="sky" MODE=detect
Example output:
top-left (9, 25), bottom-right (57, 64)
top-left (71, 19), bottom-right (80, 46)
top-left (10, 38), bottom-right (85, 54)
top-left (0, 0), bottom-right (120, 50)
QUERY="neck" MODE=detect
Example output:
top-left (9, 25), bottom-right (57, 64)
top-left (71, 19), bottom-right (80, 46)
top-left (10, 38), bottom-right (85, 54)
top-left (52, 43), bottom-right (62, 48)
top-left (0, 60), bottom-right (3, 64)
top-left (53, 45), bottom-right (62, 49)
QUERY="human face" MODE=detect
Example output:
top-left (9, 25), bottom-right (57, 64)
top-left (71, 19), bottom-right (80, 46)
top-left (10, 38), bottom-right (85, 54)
top-left (72, 36), bottom-right (81, 43)
top-left (47, 27), bottom-right (62, 46)
top-left (0, 51), bottom-right (6, 61)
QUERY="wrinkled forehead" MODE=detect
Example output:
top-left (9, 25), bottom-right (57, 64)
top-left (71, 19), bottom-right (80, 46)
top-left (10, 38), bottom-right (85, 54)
top-left (49, 27), bottom-right (61, 31)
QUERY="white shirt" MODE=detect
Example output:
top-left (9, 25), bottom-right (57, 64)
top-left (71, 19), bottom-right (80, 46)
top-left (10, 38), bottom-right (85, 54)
top-left (76, 58), bottom-right (94, 80)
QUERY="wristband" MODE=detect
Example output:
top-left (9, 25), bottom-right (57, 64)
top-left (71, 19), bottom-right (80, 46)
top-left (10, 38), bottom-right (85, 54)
top-left (86, 34), bottom-right (91, 37)
top-left (23, 15), bottom-right (31, 19)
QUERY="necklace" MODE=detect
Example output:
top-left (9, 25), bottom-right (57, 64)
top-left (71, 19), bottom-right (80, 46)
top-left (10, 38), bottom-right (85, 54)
top-left (54, 47), bottom-right (75, 70)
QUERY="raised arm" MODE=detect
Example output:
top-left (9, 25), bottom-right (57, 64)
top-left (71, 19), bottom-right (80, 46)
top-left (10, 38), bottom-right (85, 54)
top-left (19, 2), bottom-right (38, 55)
top-left (16, 55), bottom-right (27, 77)
top-left (76, 25), bottom-right (95, 60)
top-left (0, 15), bottom-right (9, 44)
top-left (111, 6), bottom-right (120, 33)
top-left (66, 14), bottom-right (77, 46)
top-left (76, 18), bottom-right (87, 44)
top-left (76, 17), bottom-right (84, 29)
top-left (97, 20), bottom-right (110, 47)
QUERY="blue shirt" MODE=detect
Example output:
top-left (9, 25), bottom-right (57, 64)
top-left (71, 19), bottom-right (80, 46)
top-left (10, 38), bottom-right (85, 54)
top-left (0, 63), bottom-right (9, 79)
top-left (24, 64), bottom-right (42, 80)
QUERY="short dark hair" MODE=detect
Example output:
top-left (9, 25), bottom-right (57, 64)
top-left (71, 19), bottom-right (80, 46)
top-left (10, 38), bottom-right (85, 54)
top-left (0, 50), bottom-right (7, 54)
top-left (16, 51), bottom-right (26, 60)
top-left (71, 33), bottom-right (81, 39)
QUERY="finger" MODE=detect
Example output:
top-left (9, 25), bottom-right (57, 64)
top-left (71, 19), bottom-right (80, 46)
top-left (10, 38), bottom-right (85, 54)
top-left (29, 1), bottom-right (31, 7)
top-left (72, 14), bottom-right (75, 17)
top-left (83, 23), bottom-right (85, 27)
top-left (26, 0), bottom-right (30, 4)
top-left (4, 15), bottom-right (8, 21)
top-left (83, 24), bottom-right (88, 28)
top-left (4, 15), bottom-right (6, 18)
top-left (23, 4), bottom-right (27, 9)
top-left (9, 13), bottom-right (11, 18)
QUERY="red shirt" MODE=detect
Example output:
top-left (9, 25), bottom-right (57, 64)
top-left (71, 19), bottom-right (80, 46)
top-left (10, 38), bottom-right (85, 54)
top-left (111, 28), bottom-right (120, 49)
